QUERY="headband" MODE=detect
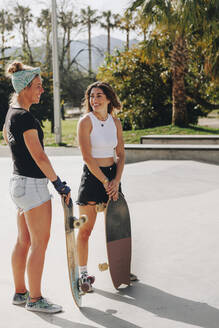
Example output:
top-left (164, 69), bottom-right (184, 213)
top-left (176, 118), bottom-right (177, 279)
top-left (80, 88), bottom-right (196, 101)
top-left (11, 67), bottom-right (41, 94)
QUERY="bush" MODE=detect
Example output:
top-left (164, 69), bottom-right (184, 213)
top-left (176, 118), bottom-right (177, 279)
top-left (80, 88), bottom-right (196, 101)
top-left (0, 74), bottom-right (13, 130)
top-left (97, 45), bottom-right (209, 130)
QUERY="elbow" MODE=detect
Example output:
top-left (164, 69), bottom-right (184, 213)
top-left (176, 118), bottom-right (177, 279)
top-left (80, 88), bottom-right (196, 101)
top-left (82, 154), bottom-right (93, 166)
top-left (33, 150), bottom-right (48, 166)
top-left (117, 151), bottom-right (125, 164)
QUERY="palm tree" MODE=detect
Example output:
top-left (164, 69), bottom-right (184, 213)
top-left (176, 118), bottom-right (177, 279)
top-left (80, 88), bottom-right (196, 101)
top-left (37, 9), bottom-right (52, 70)
top-left (130, 0), bottom-right (219, 126)
top-left (80, 6), bottom-right (100, 77)
top-left (13, 5), bottom-right (34, 64)
top-left (100, 11), bottom-right (120, 54)
top-left (59, 10), bottom-right (79, 70)
top-left (0, 10), bottom-right (13, 69)
top-left (117, 10), bottom-right (135, 50)
top-left (134, 9), bottom-right (148, 41)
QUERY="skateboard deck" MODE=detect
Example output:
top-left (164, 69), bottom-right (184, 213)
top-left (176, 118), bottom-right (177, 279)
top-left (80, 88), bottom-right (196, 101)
top-left (61, 197), bottom-right (87, 307)
top-left (105, 192), bottom-right (131, 289)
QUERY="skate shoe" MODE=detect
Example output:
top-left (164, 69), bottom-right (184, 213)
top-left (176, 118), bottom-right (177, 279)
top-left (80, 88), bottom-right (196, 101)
top-left (12, 291), bottom-right (29, 305)
top-left (25, 296), bottom-right (62, 313)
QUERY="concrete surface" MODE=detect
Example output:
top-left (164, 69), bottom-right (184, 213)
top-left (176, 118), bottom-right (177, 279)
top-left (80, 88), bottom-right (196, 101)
top-left (125, 144), bottom-right (219, 165)
top-left (1, 150), bottom-right (219, 328)
top-left (140, 135), bottom-right (219, 145)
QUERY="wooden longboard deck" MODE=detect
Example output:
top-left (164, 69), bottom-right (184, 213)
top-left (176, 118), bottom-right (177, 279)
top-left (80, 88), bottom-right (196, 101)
top-left (105, 192), bottom-right (131, 289)
top-left (61, 198), bottom-right (81, 307)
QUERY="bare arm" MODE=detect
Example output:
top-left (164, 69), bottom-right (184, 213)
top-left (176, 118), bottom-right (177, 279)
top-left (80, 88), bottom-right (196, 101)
top-left (77, 116), bottom-right (108, 184)
top-left (107, 118), bottom-right (125, 200)
top-left (23, 129), bottom-right (57, 182)
top-left (3, 124), bottom-right (8, 144)
top-left (114, 118), bottom-right (125, 183)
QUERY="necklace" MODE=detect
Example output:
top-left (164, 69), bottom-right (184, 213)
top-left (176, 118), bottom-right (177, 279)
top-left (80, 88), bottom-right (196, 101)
top-left (93, 112), bottom-right (108, 127)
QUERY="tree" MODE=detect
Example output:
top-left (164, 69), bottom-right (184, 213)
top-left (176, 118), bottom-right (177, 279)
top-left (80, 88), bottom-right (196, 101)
top-left (97, 46), bottom-right (172, 130)
top-left (59, 10), bottom-right (79, 70)
top-left (13, 5), bottom-right (34, 64)
top-left (80, 6), bottom-right (100, 77)
top-left (0, 10), bottom-right (13, 69)
top-left (0, 71), bottom-right (13, 130)
top-left (100, 11), bottom-right (120, 54)
top-left (117, 10), bottom-right (135, 50)
top-left (134, 9), bottom-right (148, 41)
top-left (37, 9), bottom-right (52, 70)
top-left (130, 0), bottom-right (219, 127)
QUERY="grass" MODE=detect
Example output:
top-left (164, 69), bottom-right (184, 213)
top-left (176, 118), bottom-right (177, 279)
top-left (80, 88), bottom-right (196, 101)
top-left (1, 119), bottom-right (219, 147)
top-left (42, 119), bottom-right (78, 147)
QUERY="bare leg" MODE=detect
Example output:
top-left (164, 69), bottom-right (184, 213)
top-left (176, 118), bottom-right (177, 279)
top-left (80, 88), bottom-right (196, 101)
top-left (12, 210), bottom-right (30, 294)
top-left (77, 204), bottom-right (97, 267)
top-left (24, 200), bottom-right (52, 301)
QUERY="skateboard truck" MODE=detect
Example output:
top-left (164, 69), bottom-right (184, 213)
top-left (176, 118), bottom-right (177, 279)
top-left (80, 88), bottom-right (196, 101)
top-left (66, 215), bottom-right (88, 232)
top-left (98, 262), bottom-right (109, 271)
top-left (96, 203), bottom-right (106, 212)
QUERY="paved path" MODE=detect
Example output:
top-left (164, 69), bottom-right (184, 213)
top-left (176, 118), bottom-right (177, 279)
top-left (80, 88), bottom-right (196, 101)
top-left (1, 151), bottom-right (219, 328)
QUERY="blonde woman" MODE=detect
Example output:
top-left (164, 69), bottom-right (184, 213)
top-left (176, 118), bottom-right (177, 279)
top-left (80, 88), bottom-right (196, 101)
top-left (3, 61), bottom-right (71, 313)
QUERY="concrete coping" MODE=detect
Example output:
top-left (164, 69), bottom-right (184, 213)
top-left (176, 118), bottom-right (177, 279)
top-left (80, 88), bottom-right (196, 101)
top-left (140, 135), bottom-right (219, 145)
top-left (141, 135), bottom-right (219, 139)
top-left (125, 144), bottom-right (219, 150)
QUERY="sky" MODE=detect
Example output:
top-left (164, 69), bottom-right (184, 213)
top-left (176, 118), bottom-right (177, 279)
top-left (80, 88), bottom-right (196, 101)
top-left (1, 0), bottom-right (136, 45)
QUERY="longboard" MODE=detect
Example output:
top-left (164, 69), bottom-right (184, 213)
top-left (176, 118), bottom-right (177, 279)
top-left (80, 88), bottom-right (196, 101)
top-left (104, 192), bottom-right (132, 289)
top-left (61, 197), bottom-right (87, 307)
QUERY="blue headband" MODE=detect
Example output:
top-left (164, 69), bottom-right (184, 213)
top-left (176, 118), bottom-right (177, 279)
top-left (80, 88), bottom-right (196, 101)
top-left (11, 67), bottom-right (41, 94)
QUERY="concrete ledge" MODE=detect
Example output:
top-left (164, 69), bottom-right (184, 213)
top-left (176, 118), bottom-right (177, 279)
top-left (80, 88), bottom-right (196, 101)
top-left (125, 144), bottom-right (219, 165)
top-left (140, 135), bottom-right (219, 145)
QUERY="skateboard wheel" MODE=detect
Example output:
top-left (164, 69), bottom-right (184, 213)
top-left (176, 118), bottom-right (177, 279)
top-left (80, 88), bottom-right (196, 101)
top-left (98, 263), bottom-right (109, 271)
top-left (79, 214), bottom-right (88, 225)
top-left (73, 219), bottom-right (81, 228)
top-left (87, 275), bottom-right (95, 284)
top-left (80, 282), bottom-right (90, 293)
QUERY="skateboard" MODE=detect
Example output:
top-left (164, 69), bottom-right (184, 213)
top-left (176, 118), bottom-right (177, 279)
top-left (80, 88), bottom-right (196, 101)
top-left (100, 192), bottom-right (132, 289)
top-left (61, 197), bottom-right (87, 307)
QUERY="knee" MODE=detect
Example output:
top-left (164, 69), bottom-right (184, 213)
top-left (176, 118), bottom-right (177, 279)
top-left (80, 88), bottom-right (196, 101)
top-left (31, 232), bottom-right (50, 252)
top-left (78, 228), bottom-right (92, 242)
top-left (16, 236), bottom-right (31, 252)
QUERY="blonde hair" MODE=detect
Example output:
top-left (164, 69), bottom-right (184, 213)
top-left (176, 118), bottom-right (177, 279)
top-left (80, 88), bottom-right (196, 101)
top-left (6, 61), bottom-right (34, 77)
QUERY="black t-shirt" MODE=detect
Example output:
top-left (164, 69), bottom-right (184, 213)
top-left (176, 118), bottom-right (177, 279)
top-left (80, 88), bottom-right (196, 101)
top-left (4, 107), bottom-right (46, 178)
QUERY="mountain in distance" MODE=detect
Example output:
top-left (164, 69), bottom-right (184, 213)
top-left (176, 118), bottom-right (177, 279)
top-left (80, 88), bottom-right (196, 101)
top-left (4, 34), bottom-right (139, 72)
top-left (70, 34), bottom-right (139, 71)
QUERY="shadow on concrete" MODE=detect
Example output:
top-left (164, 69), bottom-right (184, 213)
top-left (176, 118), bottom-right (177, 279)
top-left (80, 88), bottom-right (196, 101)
top-left (81, 307), bottom-right (141, 328)
top-left (35, 307), bottom-right (140, 328)
top-left (34, 313), bottom-right (96, 328)
top-left (95, 282), bottom-right (219, 328)
top-left (35, 307), bottom-right (141, 328)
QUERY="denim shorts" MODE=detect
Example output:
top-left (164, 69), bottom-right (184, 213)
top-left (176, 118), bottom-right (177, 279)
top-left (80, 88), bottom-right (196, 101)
top-left (9, 175), bottom-right (52, 213)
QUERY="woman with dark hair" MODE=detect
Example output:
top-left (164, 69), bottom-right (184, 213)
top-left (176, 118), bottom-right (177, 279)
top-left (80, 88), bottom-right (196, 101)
top-left (76, 81), bottom-right (136, 292)
top-left (3, 61), bottom-right (71, 313)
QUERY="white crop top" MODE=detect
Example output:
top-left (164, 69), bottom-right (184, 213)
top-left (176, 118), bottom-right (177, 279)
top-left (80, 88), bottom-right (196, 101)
top-left (88, 112), bottom-right (118, 158)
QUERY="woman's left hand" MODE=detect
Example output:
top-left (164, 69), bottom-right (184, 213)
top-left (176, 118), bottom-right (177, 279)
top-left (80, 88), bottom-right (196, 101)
top-left (106, 179), bottom-right (120, 201)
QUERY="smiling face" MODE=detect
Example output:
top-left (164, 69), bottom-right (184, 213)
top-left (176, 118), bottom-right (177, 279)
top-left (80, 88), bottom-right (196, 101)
top-left (89, 87), bottom-right (110, 113)
top-left (25, 75), bottom-right (44, 105)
